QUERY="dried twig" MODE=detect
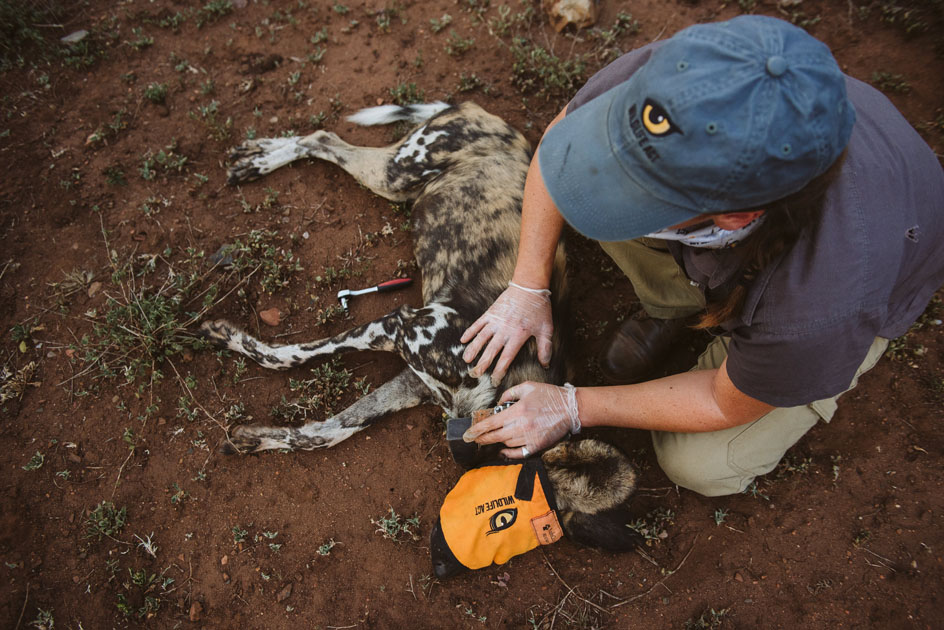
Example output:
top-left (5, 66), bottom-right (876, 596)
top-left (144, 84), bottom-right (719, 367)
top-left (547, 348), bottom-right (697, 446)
top-left (14, 583), bottom-right (28, 630)
top-left (611, 536), bottom-right (698, 608)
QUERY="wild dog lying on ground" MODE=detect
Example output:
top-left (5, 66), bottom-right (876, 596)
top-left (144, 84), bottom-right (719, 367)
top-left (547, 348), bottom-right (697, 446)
top-left (201, 102), bottom-right (640, 553)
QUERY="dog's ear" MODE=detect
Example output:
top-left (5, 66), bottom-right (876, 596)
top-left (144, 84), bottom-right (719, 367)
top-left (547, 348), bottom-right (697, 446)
top-left (560, 505), bottom-right (645, 551)
top-left (542, 439), bottom-right (642, 551)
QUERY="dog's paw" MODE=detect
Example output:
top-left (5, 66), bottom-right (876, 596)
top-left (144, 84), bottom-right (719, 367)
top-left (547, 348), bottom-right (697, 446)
top-left (199, 319), bottom-right (239, 346)
top-left (219, 426), bottom-right (262, 455)
top-left (227, 142), bottom-right (266, 184)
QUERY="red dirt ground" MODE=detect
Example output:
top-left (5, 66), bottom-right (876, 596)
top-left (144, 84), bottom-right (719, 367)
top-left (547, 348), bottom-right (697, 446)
top-left (1, 1), bottom-right (942, 628)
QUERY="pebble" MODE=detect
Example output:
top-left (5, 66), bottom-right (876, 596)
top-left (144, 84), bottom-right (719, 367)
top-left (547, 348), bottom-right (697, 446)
top-left (61, 30), bottom-right (88, 44)
top-left (221, 555), bottom-right (229, 566)
top-left (260, 308), bottom-right (281, 326)
top-left (277, 583), bottom-right (293, 602)
top-left (189, 601), bottom-right (203, 621)
top-left (734, 572), bottom-right (744, 582)
top-left (87, 281), bottom-right (102, 297)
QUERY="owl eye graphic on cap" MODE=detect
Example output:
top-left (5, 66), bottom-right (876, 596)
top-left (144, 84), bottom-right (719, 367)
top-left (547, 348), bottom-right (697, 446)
top-left (642, 99), bottom-right (681, 137)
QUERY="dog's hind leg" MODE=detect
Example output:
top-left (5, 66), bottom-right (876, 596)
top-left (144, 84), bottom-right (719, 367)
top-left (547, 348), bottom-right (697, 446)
top-left (200, 306), bottom-right (410, 370)
top-left (228, 104), bottom-right (457, 200)
top-left (221, 368), bottom-right (430, 454)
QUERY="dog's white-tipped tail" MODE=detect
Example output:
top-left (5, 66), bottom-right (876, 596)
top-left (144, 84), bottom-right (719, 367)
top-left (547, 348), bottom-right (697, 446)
top-left (346, 101), bottom-right (451, 126)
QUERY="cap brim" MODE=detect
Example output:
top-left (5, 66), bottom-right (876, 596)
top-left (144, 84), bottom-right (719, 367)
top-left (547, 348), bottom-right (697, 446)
top-left (538, 90), bottom-right (701, 242)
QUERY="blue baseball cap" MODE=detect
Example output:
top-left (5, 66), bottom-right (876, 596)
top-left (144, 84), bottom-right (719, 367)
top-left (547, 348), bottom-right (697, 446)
top-left (538, 15), bottom-right (855, 242)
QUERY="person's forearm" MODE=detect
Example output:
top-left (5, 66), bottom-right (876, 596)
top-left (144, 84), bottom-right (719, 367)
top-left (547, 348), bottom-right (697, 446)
top-left (511, 109), bottom-right (568, 290)
top-left (576, 369), bottom-right (770, 433)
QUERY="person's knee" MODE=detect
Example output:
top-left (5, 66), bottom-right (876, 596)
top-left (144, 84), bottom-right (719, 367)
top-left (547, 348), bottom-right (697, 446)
top-left (653, 434), bottom-right (753, 497)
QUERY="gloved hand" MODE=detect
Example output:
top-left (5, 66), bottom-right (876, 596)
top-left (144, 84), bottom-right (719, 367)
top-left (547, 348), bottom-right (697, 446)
top-left (460, 282), bottom-right (554, 385)
top-left (463, 382), bottom-right (581, 458)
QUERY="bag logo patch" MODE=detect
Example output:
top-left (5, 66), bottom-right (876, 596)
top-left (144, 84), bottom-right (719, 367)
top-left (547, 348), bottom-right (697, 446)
top-left (487, 508), bottom-right (518, 535)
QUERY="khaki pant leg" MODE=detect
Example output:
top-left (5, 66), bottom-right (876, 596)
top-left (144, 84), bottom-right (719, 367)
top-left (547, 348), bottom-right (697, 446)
top-left (651, 336), bottom-right (889, 497)
top-left (599, 238), bottom-right (706, 319)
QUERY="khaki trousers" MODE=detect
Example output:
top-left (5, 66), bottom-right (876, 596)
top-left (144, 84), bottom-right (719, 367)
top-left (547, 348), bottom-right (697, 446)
top-left (600, 239), bottom-right (889, 497)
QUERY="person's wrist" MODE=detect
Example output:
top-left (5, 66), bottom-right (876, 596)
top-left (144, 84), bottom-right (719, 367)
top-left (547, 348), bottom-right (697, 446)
top-left (563, 383), bottom-right (581, 434)
top-left (509, 281), bottom-right (551, 296)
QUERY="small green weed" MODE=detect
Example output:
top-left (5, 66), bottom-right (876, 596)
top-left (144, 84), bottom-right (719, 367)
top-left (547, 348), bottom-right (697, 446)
top-left (104, 165), bottom-right (127, 186)
top-left (776, 455), bottom-right (813, 478)
top-left (429, 14), bottom-right (452, 33)
top-left (139, 141), bottom-right (189, 180)
top-left (143, 82), bottom-right (168, 104)
top-left (372, 507), bottom-right (420, 542)
top-left (684, 607), bottom-right (730, 629)
top-left (879, 2), bottom-right (932, 35)
top-left (191, 100), bottom-right (233, 142)
top-left (713, 508), bottom-right (729, 526)
top-left (626, 507), bottom-right (674, 545)
top-left (317, 538), bottom-right (338, 556)
top-left (509, 36), bottom-right (585, 98)
top-left (232, 525), bottom-right (249, 544)
top-left (389, 81), bottom-right (424, 105)
top-left (29, 608), bottom-right (55, 629)
top-left (196, 0), bottom-right (234, 28)
top-left (870, 71), bottom-right (911, 94)
top-left (22, 450), bottom-right (44, 471)
top-left (445, 30), bottom-right (475, 56)
top-left (85, 501), bottom-right (128, 540)
top-left (457, 73), bottom-right (491, 94)
top-left (853, 529), bottom-right (872, 548)
top-left (742, 481), bottom-right (770, 501)
top-left (169, 482), bottom-right (189, 506)
top-left (126, 27), bottom-right (154, 51)
top-left (272, 357), bottom-right (368, 421)
top-left (224, 229), bottom-right (304, 294)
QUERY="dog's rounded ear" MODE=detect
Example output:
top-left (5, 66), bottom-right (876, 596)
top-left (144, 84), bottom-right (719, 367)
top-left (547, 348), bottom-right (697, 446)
top-left (541, 439), bottom-right (638, 514)
top-left (542, 439), bottom-right (642, 552)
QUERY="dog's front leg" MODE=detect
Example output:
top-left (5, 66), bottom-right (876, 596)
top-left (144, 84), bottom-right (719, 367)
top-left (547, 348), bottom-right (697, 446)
top-left (200, 307), bottom-right (408, 370)
top-left (220, 368), bottom-right (430, 454)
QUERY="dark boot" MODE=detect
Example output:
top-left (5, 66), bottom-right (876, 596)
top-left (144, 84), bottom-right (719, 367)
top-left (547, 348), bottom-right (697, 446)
top-left (599, 313), bottom-right (693, 385)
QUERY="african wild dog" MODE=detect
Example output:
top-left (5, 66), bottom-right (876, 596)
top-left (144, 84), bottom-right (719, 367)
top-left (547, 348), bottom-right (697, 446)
top-left (201, 102), bottom-right (641, 553)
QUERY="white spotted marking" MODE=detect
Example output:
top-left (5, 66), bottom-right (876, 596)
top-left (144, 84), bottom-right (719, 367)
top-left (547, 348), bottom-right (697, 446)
top-left (395, 128), bottom-right (448, 165)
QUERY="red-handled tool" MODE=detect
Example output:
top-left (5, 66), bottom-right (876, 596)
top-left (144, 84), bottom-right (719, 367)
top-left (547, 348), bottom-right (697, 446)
top-left (337, 278), bottom-right (413, 311)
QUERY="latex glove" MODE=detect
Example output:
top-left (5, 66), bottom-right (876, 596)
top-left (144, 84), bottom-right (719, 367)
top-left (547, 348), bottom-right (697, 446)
top-left (463, 382), bottom-right (581, 458)
top-left (460, 282), bottom-right (554, 385)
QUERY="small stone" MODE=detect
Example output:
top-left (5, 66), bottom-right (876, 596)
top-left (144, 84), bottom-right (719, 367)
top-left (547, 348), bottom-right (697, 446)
top-left (87, 281), bottom-right (102, 297)
top-left (376, 98), bottom-right (384, 105)
top-left (222, 572), bottom-right (230, 583)
top-left (67, 453), bottom-right (82, 464)
top-left (277, 583), bottom-right (293, 602)
top-left (65, 348), bottom-right (76, 358)
top-left (221, 555), bottom-right (229, 566)
top-left (72, 575), bottom-right (80, 583)
top-left (61, 30), bottom-right (88, 44)
top-left (189, 601), bottom-right (203, 621)
top-left (734, 572), bottom-right (744, 583)
top-left (269, 116), bottom-right (279, 124)
top-left (260, 308), bottom-right (281, 326)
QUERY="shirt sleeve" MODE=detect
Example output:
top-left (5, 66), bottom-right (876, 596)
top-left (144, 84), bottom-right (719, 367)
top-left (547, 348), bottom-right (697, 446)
top-left (567, 41), bottom-right (665, 113)
top-left (724, 315), bottom-right (883, 408)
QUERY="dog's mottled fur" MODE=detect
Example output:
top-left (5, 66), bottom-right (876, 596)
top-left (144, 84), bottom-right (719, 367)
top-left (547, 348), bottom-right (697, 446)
top-left (201, 102), bottom-right (639, 552)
